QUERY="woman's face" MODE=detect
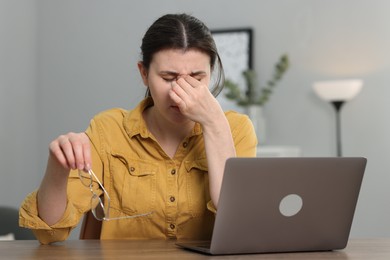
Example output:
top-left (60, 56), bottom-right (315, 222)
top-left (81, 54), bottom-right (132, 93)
top-left (138, 48), bottom-right (211, 124)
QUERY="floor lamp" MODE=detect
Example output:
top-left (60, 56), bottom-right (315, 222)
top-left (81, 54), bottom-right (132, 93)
top-left (313, 79), bottom-right (363, 157)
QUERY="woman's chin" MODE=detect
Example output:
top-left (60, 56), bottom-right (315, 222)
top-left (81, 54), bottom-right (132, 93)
top-left (169, 107), bottom-right (192, 124)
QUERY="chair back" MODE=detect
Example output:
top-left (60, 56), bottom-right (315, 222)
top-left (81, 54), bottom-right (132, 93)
top-left (0, 206), bottom-right (35, 240)
top-left (79, 211), bottom-right (102, 239)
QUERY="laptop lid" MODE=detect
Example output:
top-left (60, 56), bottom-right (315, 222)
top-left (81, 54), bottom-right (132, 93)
top-left (178, 157), bottom-right (366, 255)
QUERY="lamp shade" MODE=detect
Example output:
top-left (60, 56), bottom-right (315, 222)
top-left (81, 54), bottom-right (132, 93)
top-left (313, 79), bottom-right (363, 102)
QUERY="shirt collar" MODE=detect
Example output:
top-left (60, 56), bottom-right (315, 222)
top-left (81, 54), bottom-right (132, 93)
top-left (124, 97), bottom-right (153, 139)
top-left (124, 97), bottom-right (203, 139)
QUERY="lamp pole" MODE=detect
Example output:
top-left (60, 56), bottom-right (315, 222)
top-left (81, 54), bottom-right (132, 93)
top-left (331, 101), bottom-right (345, 157)
top-left (313, 79), bottom-right (363, 158)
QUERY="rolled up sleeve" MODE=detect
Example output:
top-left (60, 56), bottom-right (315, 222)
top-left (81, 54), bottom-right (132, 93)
top-left (19, 190), bottom-right (81, 244)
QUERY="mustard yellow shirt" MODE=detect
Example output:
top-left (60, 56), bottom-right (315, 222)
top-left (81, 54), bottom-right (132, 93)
top-left (19, 98), bottom-right (257, 244)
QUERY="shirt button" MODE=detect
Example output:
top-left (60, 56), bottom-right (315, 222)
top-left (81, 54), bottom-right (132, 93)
top-left (130, 167), bottom-right (135, 172)
top-left (183, 142), bottom-right (188, 148)
top-left (170, 196), bottom-right (175, 202)
top-left (170, 224), bottom-right (175, 230)
top-left (171, 169), bottom-right (176, 175)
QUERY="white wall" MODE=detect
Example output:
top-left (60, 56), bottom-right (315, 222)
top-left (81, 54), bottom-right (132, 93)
top-left (0, 0), bottom-right (40, 207)
top-left (1, 0), bottom-right (390, 238)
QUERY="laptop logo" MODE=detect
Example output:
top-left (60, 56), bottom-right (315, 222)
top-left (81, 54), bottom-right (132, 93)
top-left (279, 194), bottom-right (303, 217)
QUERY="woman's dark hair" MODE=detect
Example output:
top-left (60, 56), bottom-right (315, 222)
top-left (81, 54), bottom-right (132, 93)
top-left (140, 13), bottom-right (225, 98)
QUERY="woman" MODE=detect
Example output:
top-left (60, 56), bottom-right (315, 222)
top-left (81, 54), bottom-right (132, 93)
top-left (19, 13), bottom-right (257, 244)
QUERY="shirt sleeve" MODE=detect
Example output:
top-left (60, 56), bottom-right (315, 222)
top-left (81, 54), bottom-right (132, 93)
top-left (229, 112), bottom-right (258, 157)
top-left (19, 183), bottom-right (84, 244)
top-left (19, 119), bottom-right (105, 244)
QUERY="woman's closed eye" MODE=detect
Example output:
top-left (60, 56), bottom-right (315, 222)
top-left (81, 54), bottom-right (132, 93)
top-left (161, 72), bottom-right (206, 83)
top-left (159, 71), bottom-right (179, 83)
top-left (163, 77), bottom-right (177, 82)
top-left (193, 76), bottom-right (205, 82)
top-left (188, 72), bottom-right (207, 82)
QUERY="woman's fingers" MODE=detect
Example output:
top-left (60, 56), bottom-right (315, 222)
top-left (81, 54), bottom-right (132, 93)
top-left (172, 75), bottom-right (223, 125)
top-left (49, 139), bottom-right (70, 169)
top-left (71, 138), bottom-right (85, 170)
top-left (170, 81), bottom-right (190, 111)
top-left (82, 139), bottom-right (92, 171)
top-left (176, 77), bottom-right (196, 94)
top-left (181, 75), bottom-right (203, 88)
top-left (172, 76), bottom-right (203, 110)
top-left (49, 132), bottom-right (91, 171)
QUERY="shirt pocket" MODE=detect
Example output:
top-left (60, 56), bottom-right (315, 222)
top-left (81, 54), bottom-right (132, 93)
top-left (109, 152), bottom-right (158, 215)
top-left (184, 159), bottom-right (210, 217)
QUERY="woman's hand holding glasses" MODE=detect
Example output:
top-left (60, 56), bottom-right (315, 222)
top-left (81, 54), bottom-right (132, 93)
top-left (49, 132), bottom-right (92, 172)
top-left (38, 131), bottom-right (91, 226)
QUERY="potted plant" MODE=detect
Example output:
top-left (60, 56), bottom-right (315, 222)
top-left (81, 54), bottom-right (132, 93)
top-left (224, 54), bottom-right (289, 143)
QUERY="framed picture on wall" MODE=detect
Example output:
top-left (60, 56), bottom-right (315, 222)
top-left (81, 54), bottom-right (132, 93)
top-left (211, 28), bottom-right (253, 112)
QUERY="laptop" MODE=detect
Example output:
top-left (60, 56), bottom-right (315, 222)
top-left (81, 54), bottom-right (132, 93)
top-left (176, 157), bottom-right (367, 255)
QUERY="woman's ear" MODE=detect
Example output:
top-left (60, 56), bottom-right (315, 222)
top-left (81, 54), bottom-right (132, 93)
top-left (137, 62), bottom-right (149, 86)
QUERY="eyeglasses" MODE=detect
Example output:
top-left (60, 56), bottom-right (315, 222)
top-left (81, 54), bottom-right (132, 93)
top-left (78, 169), bottom-right (153, 221)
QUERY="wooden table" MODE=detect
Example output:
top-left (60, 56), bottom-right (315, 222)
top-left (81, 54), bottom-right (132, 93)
top-left (1, 239), bottom-right (390, 259)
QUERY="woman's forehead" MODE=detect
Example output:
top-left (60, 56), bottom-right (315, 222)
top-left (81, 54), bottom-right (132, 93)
top-left (151, 49), bottom-right (211, 73)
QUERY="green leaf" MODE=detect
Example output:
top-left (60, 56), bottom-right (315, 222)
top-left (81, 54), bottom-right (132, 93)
top-left (223, 53), bottom-right (290, 107)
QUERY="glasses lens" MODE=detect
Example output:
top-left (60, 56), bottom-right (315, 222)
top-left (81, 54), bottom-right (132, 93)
top-left (79, 170), bottom-right (92, 187)
top-left (91, 194), bottom-right (106, 221)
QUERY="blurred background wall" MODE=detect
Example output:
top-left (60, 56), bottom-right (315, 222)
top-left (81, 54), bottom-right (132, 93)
top-left (1, 0), bottom-right (389, 239)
